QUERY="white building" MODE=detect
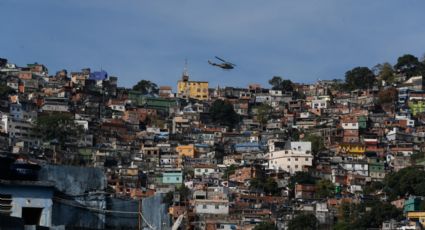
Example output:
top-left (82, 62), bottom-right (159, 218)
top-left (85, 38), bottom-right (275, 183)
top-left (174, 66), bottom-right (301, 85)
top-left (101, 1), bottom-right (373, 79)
top-left (395, 115), bottom-right (415, 127)
top-left (194, 165), bottom-right (218, 178)
top-left (194, 200), bottom-right (229, 215)
top-left (311, 99), bottom-right (328, 109)
top-left (340, 161), bottom-right (369, 177)
top-left (1, 113), bottom-right (9, 133)
top-left (341, 118), bottom-right (359, 130)
top-left (9, 118), bottom-right (38, 147)
top-left (193, 187), bottom-right (229, 215)
top-left (268, 141), bottom-right (313, 174)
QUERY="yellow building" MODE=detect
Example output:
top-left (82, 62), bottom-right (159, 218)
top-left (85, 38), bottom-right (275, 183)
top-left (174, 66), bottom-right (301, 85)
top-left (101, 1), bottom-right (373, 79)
top-left (177, 72), bottom-right (209, 100)
top-left (407, 211), bottom-right (425, 227)
top-left (176, 144), bottom-right (195, 158)
top-left (338, 143), bottom-right (365, 156)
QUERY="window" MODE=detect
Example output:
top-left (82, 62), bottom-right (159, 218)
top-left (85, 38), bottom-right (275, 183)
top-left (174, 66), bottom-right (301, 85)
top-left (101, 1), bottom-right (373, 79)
top-left (288, 158), bottom-right (290, 161)
top-left (305, 158), bottom-right (309, 161)
top-left (215, 205), bottom-right (219, 209)
top-left (295, 158), bottom-right (298, 161)
top-left (295, 165), bottom-right (299, 168)
top-left (203, 204), bottom-right (207, 209)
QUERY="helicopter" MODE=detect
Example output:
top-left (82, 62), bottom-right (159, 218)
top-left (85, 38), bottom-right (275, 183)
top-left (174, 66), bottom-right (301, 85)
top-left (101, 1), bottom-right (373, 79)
top-left (208, 56), bottom-right (236, 70)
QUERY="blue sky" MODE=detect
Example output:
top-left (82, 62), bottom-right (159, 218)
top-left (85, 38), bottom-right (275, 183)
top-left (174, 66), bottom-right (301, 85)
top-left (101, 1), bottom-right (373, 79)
top-left (1, 0), bottom-right (425, 89)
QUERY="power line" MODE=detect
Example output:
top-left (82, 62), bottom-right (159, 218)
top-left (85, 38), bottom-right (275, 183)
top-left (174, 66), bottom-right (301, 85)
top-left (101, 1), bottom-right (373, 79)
top-left (53, 196), bottom-right (157, 229)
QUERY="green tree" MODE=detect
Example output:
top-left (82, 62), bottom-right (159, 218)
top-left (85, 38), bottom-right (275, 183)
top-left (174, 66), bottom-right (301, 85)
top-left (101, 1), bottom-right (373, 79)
top-left (183, 168), bottom-right (194, 179)
top-left (377, 87), bottom-right (397, 105)
top-left (344, 67), bottom-right (376, 91)
top-left (253, 222), bottom-right (277, 230)
top-left (249, 178), bottom-right (261, 191)
top-left (209, 99), bottom-right (239, 128)
top-left (411, 152), bottom-right (425, 162)
top-left (353, 201), bottom-right (402, 229)
top-left (315, 179), bottom-right (334, 198)
top-left (288, 128), bottom-right (300, 141)
top-left (162, 185), bottom-right (191, 205)
top-left (255, 103), bottom-right (273, 130)
top-left (178, 185), bottom-right (191, 202)
top-left (383, 166), bottom-right (425, 200)
top-left (394, 54), bottom-right (425, 77)
top-left (222, 164), bottom-right (237, 179)
top-left (304, 134), bottom-right (325, 155)
top-left (249, 177), bottom-right (280, 195)
top-left (263, 177), bottom-right (279, 195)
top-left (268, 76), bottom-right (294, 91)
top-left (333, 221), bottom-right (351, 230)
top-left (288, 213), bottom-right (318, 230)
top-left (132, 80), bottom-right (158, 95)
top-left (363, 181), bottom-right (384, 195)
top-left (0, 83), bottom-right (14, 98)
top-left (162, 191), bottom-right (174, 205)
top-left (34, 113), bottom-right (83, 147)
top-left (374, 62), bottom-right (395, 85)
top-left (289, 172), bottom-right (315, 189)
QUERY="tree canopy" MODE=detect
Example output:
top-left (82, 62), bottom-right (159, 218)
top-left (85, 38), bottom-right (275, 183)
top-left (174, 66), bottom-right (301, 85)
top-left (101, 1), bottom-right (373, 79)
top-left (289, 172), bottom-right (316, 189)
top-left (249, 177), bottom-right (280, 195)
top-left (383, 166), bottom-right (425, 200)
top-left (0, 82), bottom-right (15, 98)
top-left (254, 103), bottom-right (273, 129)
top-left (344, 67), bottom-right (376, 91)
top-left (132, 80), bottom-right (158, 95)
top-left (209, 99), bottom-right (239, 128)
top-left (374, 62), bottom-right (395, 85)
top-left (222, 164), bottom-right (237, 179)
top-left (335, 200), bottom-right (402, 229)
top-left (315, 179), bottom-right (334, 198)
top-left (268, 76), bottom-right (294, 92)
top-left (288, 213), bottom-right (318, 230)
top-left (253, 222), bottom-right (277, 230)
top-left (303, 134), bottom-right (325, 155)
top-left (34, 113), bottom-right (83, 146)
top-left (377, 87), bottom-right (397, 105)
top-left (394, 54), bottom-right (425, 78)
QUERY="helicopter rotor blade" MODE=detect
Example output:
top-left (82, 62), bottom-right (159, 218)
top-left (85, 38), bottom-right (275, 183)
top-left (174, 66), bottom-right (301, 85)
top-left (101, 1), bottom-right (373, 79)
top-left (215, 56), bottom-right (227, 62)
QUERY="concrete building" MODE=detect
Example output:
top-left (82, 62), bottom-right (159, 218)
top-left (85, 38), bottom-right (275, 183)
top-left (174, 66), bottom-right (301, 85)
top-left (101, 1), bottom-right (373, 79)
top-left (311, 99), bottom-right (328, 109)
top-left (0, 179), bottom-right (54, 227)
top-left (268, 141), bottom-right (313, 174)
top-left (194, 165), bottom-right (218, 178)
top-left (177, 71), bottom-right (209, 101)
top-left (193, 187), bottom-right (229, 215)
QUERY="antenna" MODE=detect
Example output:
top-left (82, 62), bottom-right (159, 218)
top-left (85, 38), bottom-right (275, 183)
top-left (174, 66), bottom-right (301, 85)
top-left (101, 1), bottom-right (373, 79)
top-left (183, 59), bottom-right (190, 102)
top-left (183, 58), bottom-right (189, 77)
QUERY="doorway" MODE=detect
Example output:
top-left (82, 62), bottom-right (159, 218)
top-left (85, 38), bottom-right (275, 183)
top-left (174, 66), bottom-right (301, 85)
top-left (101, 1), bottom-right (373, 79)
top-left (21, 207), bottom-right (42, 225)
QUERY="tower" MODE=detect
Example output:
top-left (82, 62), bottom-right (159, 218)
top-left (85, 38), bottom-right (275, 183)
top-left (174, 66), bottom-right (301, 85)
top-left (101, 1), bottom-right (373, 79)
top-left (182, 59), bottom-right (189, 82)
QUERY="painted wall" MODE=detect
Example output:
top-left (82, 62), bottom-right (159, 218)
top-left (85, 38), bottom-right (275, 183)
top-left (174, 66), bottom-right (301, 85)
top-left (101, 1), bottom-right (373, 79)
top-left (0, 185), bottom-right (53, 227)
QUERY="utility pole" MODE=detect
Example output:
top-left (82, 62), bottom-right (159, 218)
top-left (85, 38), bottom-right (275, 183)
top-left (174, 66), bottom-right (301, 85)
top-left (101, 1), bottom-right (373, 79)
top-left (138, 197), bottom-right (142, 230)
